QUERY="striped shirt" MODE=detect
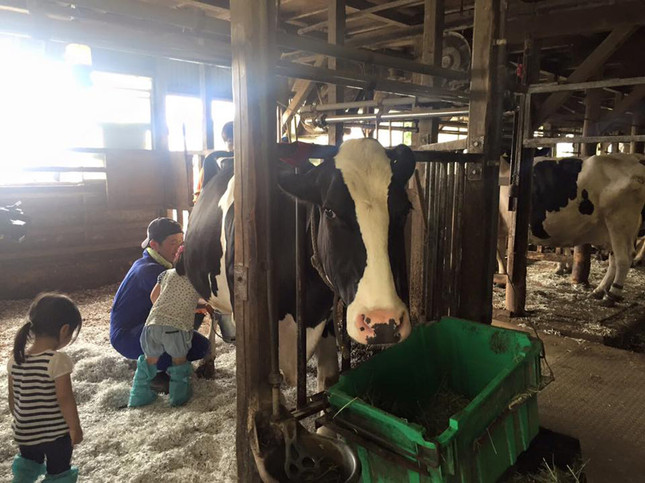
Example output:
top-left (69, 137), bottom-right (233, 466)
top-left (7, 351), bottom-right (73, 446)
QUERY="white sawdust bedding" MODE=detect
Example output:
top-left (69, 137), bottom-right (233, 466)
top-left (493, 259), bottom-right (645, 338)
top-left (0, 285), bottom-right (319, 482)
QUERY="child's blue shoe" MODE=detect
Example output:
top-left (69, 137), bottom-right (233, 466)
top-left (42, 466), bottom-right (78, 482)
top-left (11, 455), bottom-right (45, 483)
top-left (168, 362), bottom-right (193, 406)
top-left (128, 355), bottom-right (157, 407)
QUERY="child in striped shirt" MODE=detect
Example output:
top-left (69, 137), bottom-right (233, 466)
top-left (7, 293), bottom-right (83, 483)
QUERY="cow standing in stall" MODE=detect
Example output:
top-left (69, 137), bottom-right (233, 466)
top-left (183, 138), bottom-right (416, 390)
top-left (498, 153), bottom-right (645, 305)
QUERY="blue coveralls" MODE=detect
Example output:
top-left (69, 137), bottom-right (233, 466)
top-left (110, 250), bottom-right (210, 371)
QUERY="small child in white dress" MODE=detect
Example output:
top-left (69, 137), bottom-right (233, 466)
top-left (128, 246), bottom-right (211, 407)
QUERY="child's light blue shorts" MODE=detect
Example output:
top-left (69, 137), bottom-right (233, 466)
top-left (140, 325), bottom-right (192, 359)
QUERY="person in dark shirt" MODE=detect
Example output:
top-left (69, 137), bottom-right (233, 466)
top-left (110, 218), bottom-right (209, 392)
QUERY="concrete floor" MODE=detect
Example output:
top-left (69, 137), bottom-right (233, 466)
top-left (493, 320), bottom-right (645, 483)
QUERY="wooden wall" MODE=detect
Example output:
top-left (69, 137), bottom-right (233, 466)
top-left (0, 149), bottom-right (192, 300)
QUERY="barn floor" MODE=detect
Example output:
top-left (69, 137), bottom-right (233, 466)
top-left (1, 274), bottom-right (645, 482)
top-left (493, 259), bottom-right (645, 352)
top-left (0, 284), bottom-right (316, 482)
top-left (494, 319), bottom-right (645, 483)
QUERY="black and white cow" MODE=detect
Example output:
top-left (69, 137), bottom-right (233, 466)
top-left (498, 153), bottom-right (645, 303)
top-left (184, 138), bottom-right (416, 389)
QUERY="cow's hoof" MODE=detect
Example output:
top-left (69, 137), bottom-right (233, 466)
top-left (599, 297), bottom-right (617, 308)
top-left (195, 360), bottom-right (216, 379)
top-left (590, 290), bottom-right (604, 300)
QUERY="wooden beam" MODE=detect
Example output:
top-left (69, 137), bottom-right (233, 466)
top-left (298, 0), bottom-right (422, 35)
top-left (277, 31), bottom-right (468, 80)
top-left (409, 0), bottom-right (443, 325)
top-left (327, 0), bottom-right (345, 146)
top-left (417, 138), bottom-right (467, 151)
top-left (347, 0), bottom-right (414, 28)
top-left (459, 0), bottom-right (501, 324)
top-left (49, 0), bottom-right (231, 37)
top-left (535, 26), bottom-right (637, 127)
top-left (230, 0), bottom-right (275, 480)
top-left (507, 1), bottom-right (645, 45)
top-left (528, 76), bottom-right (645, 94)
top-left (280, 56), bottom-right (326, 133)
top-left (524, 134), bottom-right (645, 146)
top-left (275, 61), bottom-right (468, 100)
top-left (505, 39), bottom-right (540, 317)
top-left (598, 84), bottom-right (645, 125)
top-left (0, 9), bottom-right (232, 65)
top-left (631, 113), bottom-right (645, 154)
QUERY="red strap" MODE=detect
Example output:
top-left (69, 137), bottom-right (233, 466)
top-left (278, 141), bottom-right (315, 168)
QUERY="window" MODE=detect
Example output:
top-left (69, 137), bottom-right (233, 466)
top-left (0, 36), bottom-right (152, 185)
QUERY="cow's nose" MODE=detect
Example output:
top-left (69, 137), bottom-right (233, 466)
top-left (355, 309), bottom-right (410, 345)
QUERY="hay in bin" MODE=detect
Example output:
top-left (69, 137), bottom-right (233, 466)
top-left (361, 377), bottom-right (471, 438)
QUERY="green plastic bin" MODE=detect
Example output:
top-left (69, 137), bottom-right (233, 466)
top-left (326, 317), bottom-right (542, 483)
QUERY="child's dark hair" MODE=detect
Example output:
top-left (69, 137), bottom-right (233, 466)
top-left (174, 246), bottom-right (186, 276)
top-left (13, 293), bottom-right (83, 364)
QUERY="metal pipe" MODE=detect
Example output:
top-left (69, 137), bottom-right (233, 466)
top-left (342, 122), bottom-right (419, 132)
top-left (300, 97), bottom-right (436, 112)
top-left (321, 108), bottom-right (469, 124)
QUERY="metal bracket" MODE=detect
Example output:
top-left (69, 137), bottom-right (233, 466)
top-left (468, 135), bottom-right (485, 153)
top-left (234, 265), bottom-right (248, 301)
top-left (466, 163), bottom-right (483, 181)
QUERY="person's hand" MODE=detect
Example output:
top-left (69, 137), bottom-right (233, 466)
top-left (70, 426), bottom-right (83, 446)
top-left (196, 303), bottom-right (215, 316)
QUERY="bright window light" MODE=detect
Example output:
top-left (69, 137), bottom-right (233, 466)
top-left (211, 99), bottom-right (235, 150)
top-left (167, 95), bottom-right (204, 152)
top-left (0, 36), bottom-right (152, 184)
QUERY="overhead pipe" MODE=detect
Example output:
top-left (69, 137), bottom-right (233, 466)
top-left (316, 108), bottom-right (469, 125)
top-left (300, 96), bottom-right (439, 113)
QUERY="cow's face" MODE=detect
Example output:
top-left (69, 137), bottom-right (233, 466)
top-left (279, 138), bottom-right (415, 345)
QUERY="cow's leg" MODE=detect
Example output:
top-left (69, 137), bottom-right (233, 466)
top-left (634, 237), bottom-right (645, 266)
top-left (195, 314), bottom-right (217, 379)
top-left (278, 316), bottom-right (327, 387)
top-left (605, 246), bottom-right (633, 304)
top-left (496, 246), bottom-right (506, 276)
top-left (601, 221), bottom-right (637, 305)
top-left (315, 332), bottom-right (339, 392)
top-left (591, 253), bottom-right (616, 299)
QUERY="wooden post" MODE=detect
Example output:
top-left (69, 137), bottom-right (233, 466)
top-left (230, 1), bottom-right (276, 481)
top-left (505, 39), bottom-right (540, 316)
top-left (459, 0), bottom-right (501, 324)
top-left (572, 88), bottom-right (601, 285)
top-left (328, 0), bottom-right (345, 146)
top-left (631, 113), bottom-right (644, 154)
top-left (409, 0), bottom-right (444, 323)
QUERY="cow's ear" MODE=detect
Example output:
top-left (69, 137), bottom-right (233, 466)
top-left (387, 144), bottom-right (416, 186)
top-left (278, 168), bottom-right (322, 205)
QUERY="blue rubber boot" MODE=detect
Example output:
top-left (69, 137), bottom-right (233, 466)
top-left (128, 355), bottom-right (157, 407)
top-left (11, 455), bottom-right (45, 483)
top-left (43, 466), bottom-right (78, 482)
top-left (168, 362), bottom-right (193, 407)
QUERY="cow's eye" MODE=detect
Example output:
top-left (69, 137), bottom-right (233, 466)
top-left (324, 208), bottom-right (336, 219)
